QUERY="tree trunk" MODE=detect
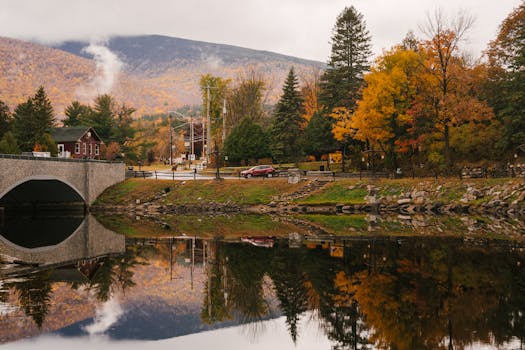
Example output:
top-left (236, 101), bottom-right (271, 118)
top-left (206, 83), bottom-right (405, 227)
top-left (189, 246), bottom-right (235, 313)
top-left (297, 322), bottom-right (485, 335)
top-left (341, 144), bottom-right (346, 173)
top-left (444, 123), bottom-right (450, 171)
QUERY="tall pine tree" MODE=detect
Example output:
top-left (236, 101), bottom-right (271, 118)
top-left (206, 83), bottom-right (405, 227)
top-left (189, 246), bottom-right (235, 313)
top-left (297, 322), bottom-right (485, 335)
top-left (0, 100), bottom-right (11, 140)
top-left (319, 6), bottom-right (372, 113)
top-left (224, 118), bottom-right (270, 165)
top-left (32, 86), bottom-right (55, 136)
top-left (271, 67), bottom-right (304, 163)
top-left (90, 94), bottom-right (116, 141)
top-left (63, 101), bottom-right (92, 127)
top-left (486, 2), bottom-right (525, 154)
top-left (13, 87), bottom-right (55, 151)
top-left (302, 111), bottom-right (336, 161)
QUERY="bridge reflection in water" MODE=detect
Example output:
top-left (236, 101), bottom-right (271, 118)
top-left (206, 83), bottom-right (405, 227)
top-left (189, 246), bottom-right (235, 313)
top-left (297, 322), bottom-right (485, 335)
top-left (0, 214), bottom-right (126, 275)
top-left (1, 213), bottom-right (525, 349)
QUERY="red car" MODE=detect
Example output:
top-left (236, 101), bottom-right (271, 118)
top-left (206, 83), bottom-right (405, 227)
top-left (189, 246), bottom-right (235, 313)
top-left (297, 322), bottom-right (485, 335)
top-left (241, 165), bottom-right (276, 178)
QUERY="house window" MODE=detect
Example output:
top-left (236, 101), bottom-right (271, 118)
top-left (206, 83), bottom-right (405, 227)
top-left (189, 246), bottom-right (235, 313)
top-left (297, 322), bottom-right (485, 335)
top-left (89, 144), bottom-right (93, 155)
top-left (95, 144), bottom-right (100, 156)
top-left (75, 143), bottom-right (80, 154)
top-left (83, 143), bottom-right (87, 155)
top-left (58, 144), bottom-right (64, 153)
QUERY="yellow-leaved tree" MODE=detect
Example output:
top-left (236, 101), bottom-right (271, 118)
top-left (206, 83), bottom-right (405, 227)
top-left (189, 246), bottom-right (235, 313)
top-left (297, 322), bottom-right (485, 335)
top-left (351, 46), bottom-right (423, 171)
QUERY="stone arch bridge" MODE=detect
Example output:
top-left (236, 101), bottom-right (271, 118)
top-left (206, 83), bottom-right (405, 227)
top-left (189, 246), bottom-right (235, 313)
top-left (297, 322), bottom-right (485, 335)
top-left (0, 154), bottom-right (125, 207)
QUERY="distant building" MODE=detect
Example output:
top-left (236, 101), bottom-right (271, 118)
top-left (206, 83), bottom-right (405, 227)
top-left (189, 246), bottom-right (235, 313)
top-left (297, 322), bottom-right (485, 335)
top-left (51, 126), bottom-right (104, 159)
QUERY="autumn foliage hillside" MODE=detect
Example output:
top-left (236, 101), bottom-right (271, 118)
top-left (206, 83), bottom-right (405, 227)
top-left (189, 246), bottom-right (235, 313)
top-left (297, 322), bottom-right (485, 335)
top-left (0, 35), bottom-right (325, 119)
top-left (0, 37), bottom-right (96, 115)
top-left (0, 37), bottom-right (180, 118)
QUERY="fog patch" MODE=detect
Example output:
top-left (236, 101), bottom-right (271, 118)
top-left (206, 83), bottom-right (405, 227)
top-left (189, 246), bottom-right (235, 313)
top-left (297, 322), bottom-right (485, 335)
top-left (84, 297), bottom-right (124, 336)
top-left (77, 40), bottom-right (123, 100)
top-left (204, 55), bottom-right (223, 70)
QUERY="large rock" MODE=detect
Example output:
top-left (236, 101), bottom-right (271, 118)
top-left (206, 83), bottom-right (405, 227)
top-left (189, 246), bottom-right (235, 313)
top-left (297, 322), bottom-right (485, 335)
top-left (365, 195), bottom-right (381, 204)
top-left (397, 198), bottom-right (412, 204)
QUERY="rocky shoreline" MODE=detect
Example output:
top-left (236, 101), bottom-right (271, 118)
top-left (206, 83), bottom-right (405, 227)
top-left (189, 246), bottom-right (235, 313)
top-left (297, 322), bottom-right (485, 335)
top-left (90, 179), bottom-right (525, 218)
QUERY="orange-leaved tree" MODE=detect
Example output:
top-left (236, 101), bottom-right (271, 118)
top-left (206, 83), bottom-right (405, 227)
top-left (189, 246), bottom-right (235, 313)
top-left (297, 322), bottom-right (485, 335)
top-left (351, 46), bottom-right (423, 171)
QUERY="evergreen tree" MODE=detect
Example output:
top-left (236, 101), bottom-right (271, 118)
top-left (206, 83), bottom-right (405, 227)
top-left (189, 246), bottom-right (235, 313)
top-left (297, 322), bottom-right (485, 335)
top-left (32, 86), bottom-right (55, 137)
top-left (224, 118), bottom-right (270, 165)
top-left (13, 99), bottom-right (36, 151)
top-left (89, 94), bottom-right (116, 141)
top-left (63, 101), bottom-right (92, 127)
top-left (302, 111), bottom-right (336, 161)
top-left (319, 6), bottom-right (372, 113)
top-left (12, 87), bottom-right (55, 152)
top-left (112, 104), bottom-right (136, 144)
top-left (0, 100), bottom-right (11, 139)
top-left (271, 67), bottom-right (304, 163)
top-left (486, 3), bottom-right (525, 153)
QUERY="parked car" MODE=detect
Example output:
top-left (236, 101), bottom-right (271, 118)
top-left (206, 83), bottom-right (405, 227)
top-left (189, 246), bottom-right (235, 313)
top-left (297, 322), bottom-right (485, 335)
top-left (241, 165), bottom-right (276, 178)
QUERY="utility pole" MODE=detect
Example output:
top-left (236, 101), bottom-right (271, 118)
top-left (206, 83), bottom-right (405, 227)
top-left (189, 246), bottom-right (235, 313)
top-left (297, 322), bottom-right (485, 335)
top-left (203, 84), bottom-right (218, 163)
top-left (190, 115), bottom-right (194, 157)
top-left (215, 141), bottom-right (221, 180)
top-left (168, 113), bottom-right (173, 166)
top-left (222, 98), bottom-right (227, 145)
top-left (202, 115), bottom-right (206, 160)
top-left (206, 85), bottom-right (211, 163)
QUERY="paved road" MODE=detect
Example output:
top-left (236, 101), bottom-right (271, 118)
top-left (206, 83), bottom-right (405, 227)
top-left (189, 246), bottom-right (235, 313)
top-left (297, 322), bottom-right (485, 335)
top-left (139, 171), bottom-right (243, 181)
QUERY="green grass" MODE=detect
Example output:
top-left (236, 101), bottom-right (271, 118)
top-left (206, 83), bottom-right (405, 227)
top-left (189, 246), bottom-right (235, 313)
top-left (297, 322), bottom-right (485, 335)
top-left (95, 178), bottom-right (303, 206)
top-left (162, 180), bottom-right (286, 205)
top-left (298, 182), bottom-right (367, 205)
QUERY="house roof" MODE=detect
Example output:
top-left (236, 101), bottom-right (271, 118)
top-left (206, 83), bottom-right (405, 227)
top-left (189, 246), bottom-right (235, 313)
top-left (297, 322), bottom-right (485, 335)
top-left (51, 126), bottom-right (104, 143)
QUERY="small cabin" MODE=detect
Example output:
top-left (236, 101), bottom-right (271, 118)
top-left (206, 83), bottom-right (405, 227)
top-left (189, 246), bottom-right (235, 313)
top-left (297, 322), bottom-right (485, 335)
top-left (51, 126), bottom-right (104, 159)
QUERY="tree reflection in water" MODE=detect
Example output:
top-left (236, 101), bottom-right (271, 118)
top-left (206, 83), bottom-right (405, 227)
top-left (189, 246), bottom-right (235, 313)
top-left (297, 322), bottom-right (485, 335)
top-left (5, 244), bottom-right (146, 328)
top-left (85, 245), bottom-right (146, 302)
top-left (202, 237), bottom-right (525, 349)
top-left (2, 235), bottom-right (524, 349)
top-left (12, 271), bottom-right (53, 329)
top-left (269, 245), bottom-right (309, 344)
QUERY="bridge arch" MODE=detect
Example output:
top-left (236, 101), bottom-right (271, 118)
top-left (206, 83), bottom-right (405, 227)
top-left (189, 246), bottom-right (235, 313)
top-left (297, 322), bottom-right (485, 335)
top-left (0, 155), bottom-right (125, 205)
top-left (0, 175), bottom-right (86, 204)
top-left (0, 215), bottom-right (126, 267)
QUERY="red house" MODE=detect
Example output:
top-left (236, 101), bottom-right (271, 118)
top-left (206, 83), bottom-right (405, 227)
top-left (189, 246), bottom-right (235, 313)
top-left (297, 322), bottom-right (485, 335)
top-left (51, 126), bottom-right (105, 159)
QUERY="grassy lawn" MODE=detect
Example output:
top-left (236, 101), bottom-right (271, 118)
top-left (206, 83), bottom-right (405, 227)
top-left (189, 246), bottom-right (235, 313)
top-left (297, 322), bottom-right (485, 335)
top-left (95, 177), bottom-right (522, 207)
top-left (298, 181), bottom-right (368, 205)
top-left (297, 177), bottom-right (521, 205)
top-left (94, 178), bottom-right (303, 206)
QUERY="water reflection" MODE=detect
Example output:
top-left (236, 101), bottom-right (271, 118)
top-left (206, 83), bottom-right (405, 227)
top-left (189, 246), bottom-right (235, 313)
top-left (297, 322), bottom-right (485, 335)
top-left (0, 215), bottom-right (525, 349)
top-left (0, 216), bottom-right (84, 248)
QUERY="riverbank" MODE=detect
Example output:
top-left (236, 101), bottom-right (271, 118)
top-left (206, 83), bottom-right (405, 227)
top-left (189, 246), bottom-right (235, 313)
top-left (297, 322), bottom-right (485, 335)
top-left (91, 177), bottom-right (525, 217)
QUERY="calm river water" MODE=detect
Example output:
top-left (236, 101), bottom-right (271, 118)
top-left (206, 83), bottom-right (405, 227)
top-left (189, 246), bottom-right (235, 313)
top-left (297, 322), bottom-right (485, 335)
top-left (0, 213), bottom-right (524, 349)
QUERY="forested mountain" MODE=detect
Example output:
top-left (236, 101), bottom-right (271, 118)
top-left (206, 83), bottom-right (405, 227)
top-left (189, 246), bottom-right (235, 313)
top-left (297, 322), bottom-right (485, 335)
top-left (0, 35), bottom-right (324, 118)
top-left (0, 37), bottom-right (95, 112)
top-left (54, 35), bottom-right (322, 74)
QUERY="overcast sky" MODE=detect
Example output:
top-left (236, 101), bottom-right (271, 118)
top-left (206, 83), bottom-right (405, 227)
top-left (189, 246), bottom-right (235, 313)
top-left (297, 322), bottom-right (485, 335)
top-left (0, 0), bottom-right (522, 62)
